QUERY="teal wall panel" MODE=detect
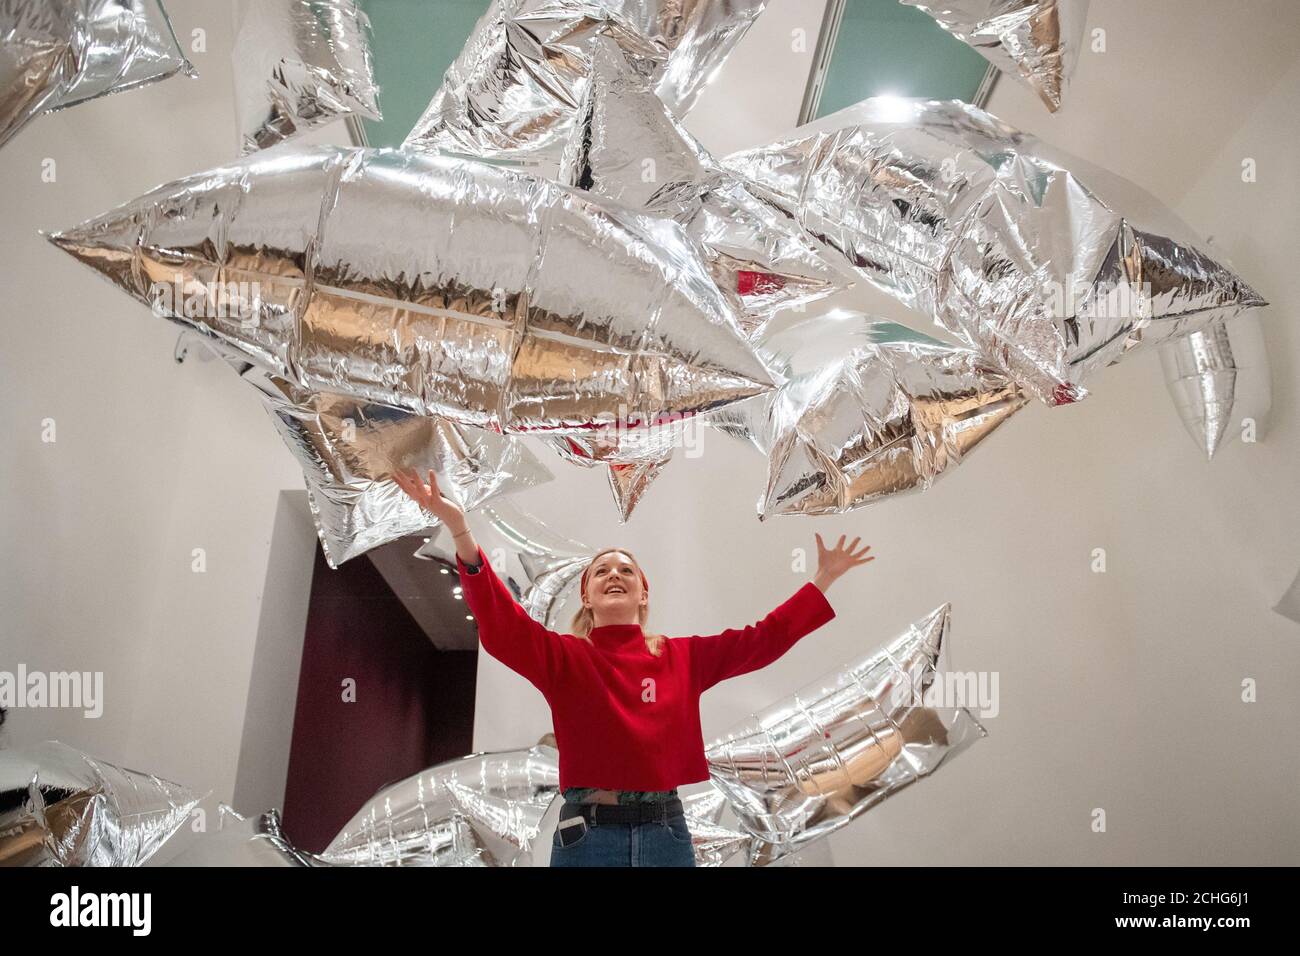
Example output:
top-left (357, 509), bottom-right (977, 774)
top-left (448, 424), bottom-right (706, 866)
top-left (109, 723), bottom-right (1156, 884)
top-left (359, 0), bottom-right (492, 147)
top-left (818, 0), bottom-right (990, 117)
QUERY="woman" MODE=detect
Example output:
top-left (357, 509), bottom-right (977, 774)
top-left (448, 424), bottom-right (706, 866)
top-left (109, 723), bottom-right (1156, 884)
top-left (393, 468), bottom-right (874, 868)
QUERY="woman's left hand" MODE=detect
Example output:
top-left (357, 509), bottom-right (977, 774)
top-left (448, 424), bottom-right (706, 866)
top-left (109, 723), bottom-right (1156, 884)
top-left (812, 533), bottom-right (874, 592)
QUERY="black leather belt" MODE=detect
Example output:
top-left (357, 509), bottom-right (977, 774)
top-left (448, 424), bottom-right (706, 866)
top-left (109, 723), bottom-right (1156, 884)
top-left (562, 796), bottom-right (684, 826)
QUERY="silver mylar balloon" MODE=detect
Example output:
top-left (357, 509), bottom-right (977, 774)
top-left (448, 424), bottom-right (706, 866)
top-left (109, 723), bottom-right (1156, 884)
top-left (563, 37), bottom-right (847, 333)
top-left (485, 506), bottom-right (591, 627)
top-left (198, 333), bottom-right (553, 568)
top-left (706, 307), bottom-right (885, 447)
top-left (456, 497), bottom-right (596, 628)
top-left (705, 605), bottom-right (986, 864)
top-left (752, 309), bottom-right (959, 380)
top-left (322, 741), bottom-right (560, 866)
top-left (0, 0), bottom-right (195, 150)
top-left (0, 740), bottom-right (200, 866)
top-left (546, 418), bottom-right (684, 522)
top-left (1159, 311), bottom-right (1271, 460)
top-left (232, 0), bottom-right (381, 154)
top-left (901, 0), bottom-right (1090, 112)
top-left (165, 805), bottom-right (319, 866)
top-left (47, 146), bottom-right (774, 433)
top-left (403, 0), bottom-right (769, 163)
top-left (678, 785), bottom-right (753, 867)
top-left (727, 98), bottom-right (1267, 406)
top-left (712, 316), bottom-right (1027, 517)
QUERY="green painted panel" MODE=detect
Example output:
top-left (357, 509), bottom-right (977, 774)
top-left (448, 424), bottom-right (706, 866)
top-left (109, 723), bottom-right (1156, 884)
top-left (359, 0), bottom-right (492, 148)
top-left (817, 0), bottom-right (989, 117)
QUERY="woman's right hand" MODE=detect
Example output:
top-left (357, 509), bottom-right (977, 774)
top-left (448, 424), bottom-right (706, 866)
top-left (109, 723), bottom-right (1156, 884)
top-left (393, 468), bottom-right (467, 531)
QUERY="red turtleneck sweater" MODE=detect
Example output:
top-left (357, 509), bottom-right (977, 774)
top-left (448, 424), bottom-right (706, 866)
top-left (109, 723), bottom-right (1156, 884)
top-left (456, 546), bottom-right (836, 791)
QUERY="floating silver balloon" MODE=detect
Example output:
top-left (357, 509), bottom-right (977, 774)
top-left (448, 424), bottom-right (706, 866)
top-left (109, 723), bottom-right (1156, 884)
top-left (901, 0), bottom-right (1090, 112)
top-left (0, 0), bottom-right (195, 149)
top-left (322, 741), bottom-right (559, 866)
top-left (546, 419), bottom-right (683, 521)
top-left (1160, 311), bottom-right (1271, 460)
top-left (712, 315), bottom-right (1027, 517)
top-left (232, 0), bottom-right (381, 154)
top-left (0, 740), bottom-right (200, 866)
top-left (752, 310), bottom-right (958, 381)
top-left (706, 605), bottom-right (986, 863)
top-left (706, 308), bottom-right (908, 448)
top-left (678, 785), bottom-right (753, 867)
top-left (727, 98), bottom-right (1267, 406)
top-left (413, 505), bottom-right (590, 630)
top-left (165, 805), bottom-right (318, 866)
top-left (198, 333), bottom-right (553, 568)
top-left (482, 503), bottom-right (591, 627)
top-left (48, 146), bottom-right (774, 433)
top-left (404, 0), bottom-right (769, 163)
top-left (564, 37), bottom-right (847, 332)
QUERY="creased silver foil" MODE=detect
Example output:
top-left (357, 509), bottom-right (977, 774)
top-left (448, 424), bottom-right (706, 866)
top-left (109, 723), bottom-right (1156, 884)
top-left (322, 741), bottom-right (560, 867)
top-left (564, 37), bottom-right (847, 333)
top-left (416, 497), bottom-right (594, 628)
top-left (197, 333), bottom-right (553, 568)
top-left (404, 0), bottom-right (768, 163)
top-left (759, 312), bottom-right (950, 380)
top-left (0, 0), bottom-right (194, 150)
top-left (901, 0), bottom-right (1090, 112)
top-left (232, 0), bottom-right (380, 154)
top-left (677, 786), bottom-right (752, 867)
top-left (318, 741), bottom-right (749, 867)
top-left (546, 420), bottom-right (682, 521)
top-left (706, 605), bottom-right (985, 864)
top-left (727, 98), bottom-right (1267, 406)
top-left (0, 740), bottom-right (200, 866)
top-left (166, 805), bottom-right (319, 866)
top-left (48, 146), bottom-right (774, 433)
top-left (1160, 311), bottom-right (1270, 461)
top-left (711, 314), bottom-right (1026, 517)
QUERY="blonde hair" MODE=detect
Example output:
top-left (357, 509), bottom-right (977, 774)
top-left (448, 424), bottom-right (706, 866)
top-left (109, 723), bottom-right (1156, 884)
top-left (570, 547), bottom-right (665, 657)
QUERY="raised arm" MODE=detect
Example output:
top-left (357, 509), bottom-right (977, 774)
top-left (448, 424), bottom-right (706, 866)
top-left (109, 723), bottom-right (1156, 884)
top-left (393, 468), bottom-right (566, 694)
top-left (690, 583), bottom-right (835, 691)
top-left (690, 534), bottom-right (873, 691)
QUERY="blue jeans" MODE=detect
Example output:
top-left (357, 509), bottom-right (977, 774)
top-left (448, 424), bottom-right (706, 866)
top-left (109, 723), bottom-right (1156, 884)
top-left (549, 807), bottom-right (696, 867)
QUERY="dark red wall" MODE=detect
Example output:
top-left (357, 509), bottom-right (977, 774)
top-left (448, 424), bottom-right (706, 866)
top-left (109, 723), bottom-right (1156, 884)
top-left (281, 547), bottom-right (478, 853)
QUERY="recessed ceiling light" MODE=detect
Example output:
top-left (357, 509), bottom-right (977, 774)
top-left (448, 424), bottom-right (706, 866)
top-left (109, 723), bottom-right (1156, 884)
top-left (466, 614), bottom-right (473, 621)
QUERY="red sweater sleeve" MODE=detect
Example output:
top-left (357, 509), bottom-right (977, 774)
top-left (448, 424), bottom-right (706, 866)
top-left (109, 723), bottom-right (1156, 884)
top-left (690, 582), bottom-right (836, 691)
top-left (456, 546), bottom-right (567, 695)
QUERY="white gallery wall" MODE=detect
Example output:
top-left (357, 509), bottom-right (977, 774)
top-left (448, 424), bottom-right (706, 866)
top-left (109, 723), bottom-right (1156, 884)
top-left (0, 5), bottom-right (331, 813)
top-left (1, 0), bottom-right (1296, 865)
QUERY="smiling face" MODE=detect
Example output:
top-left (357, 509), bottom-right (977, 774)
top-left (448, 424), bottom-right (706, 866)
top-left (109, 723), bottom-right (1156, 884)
top-left (582, 550), bottom-right (647, 626)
